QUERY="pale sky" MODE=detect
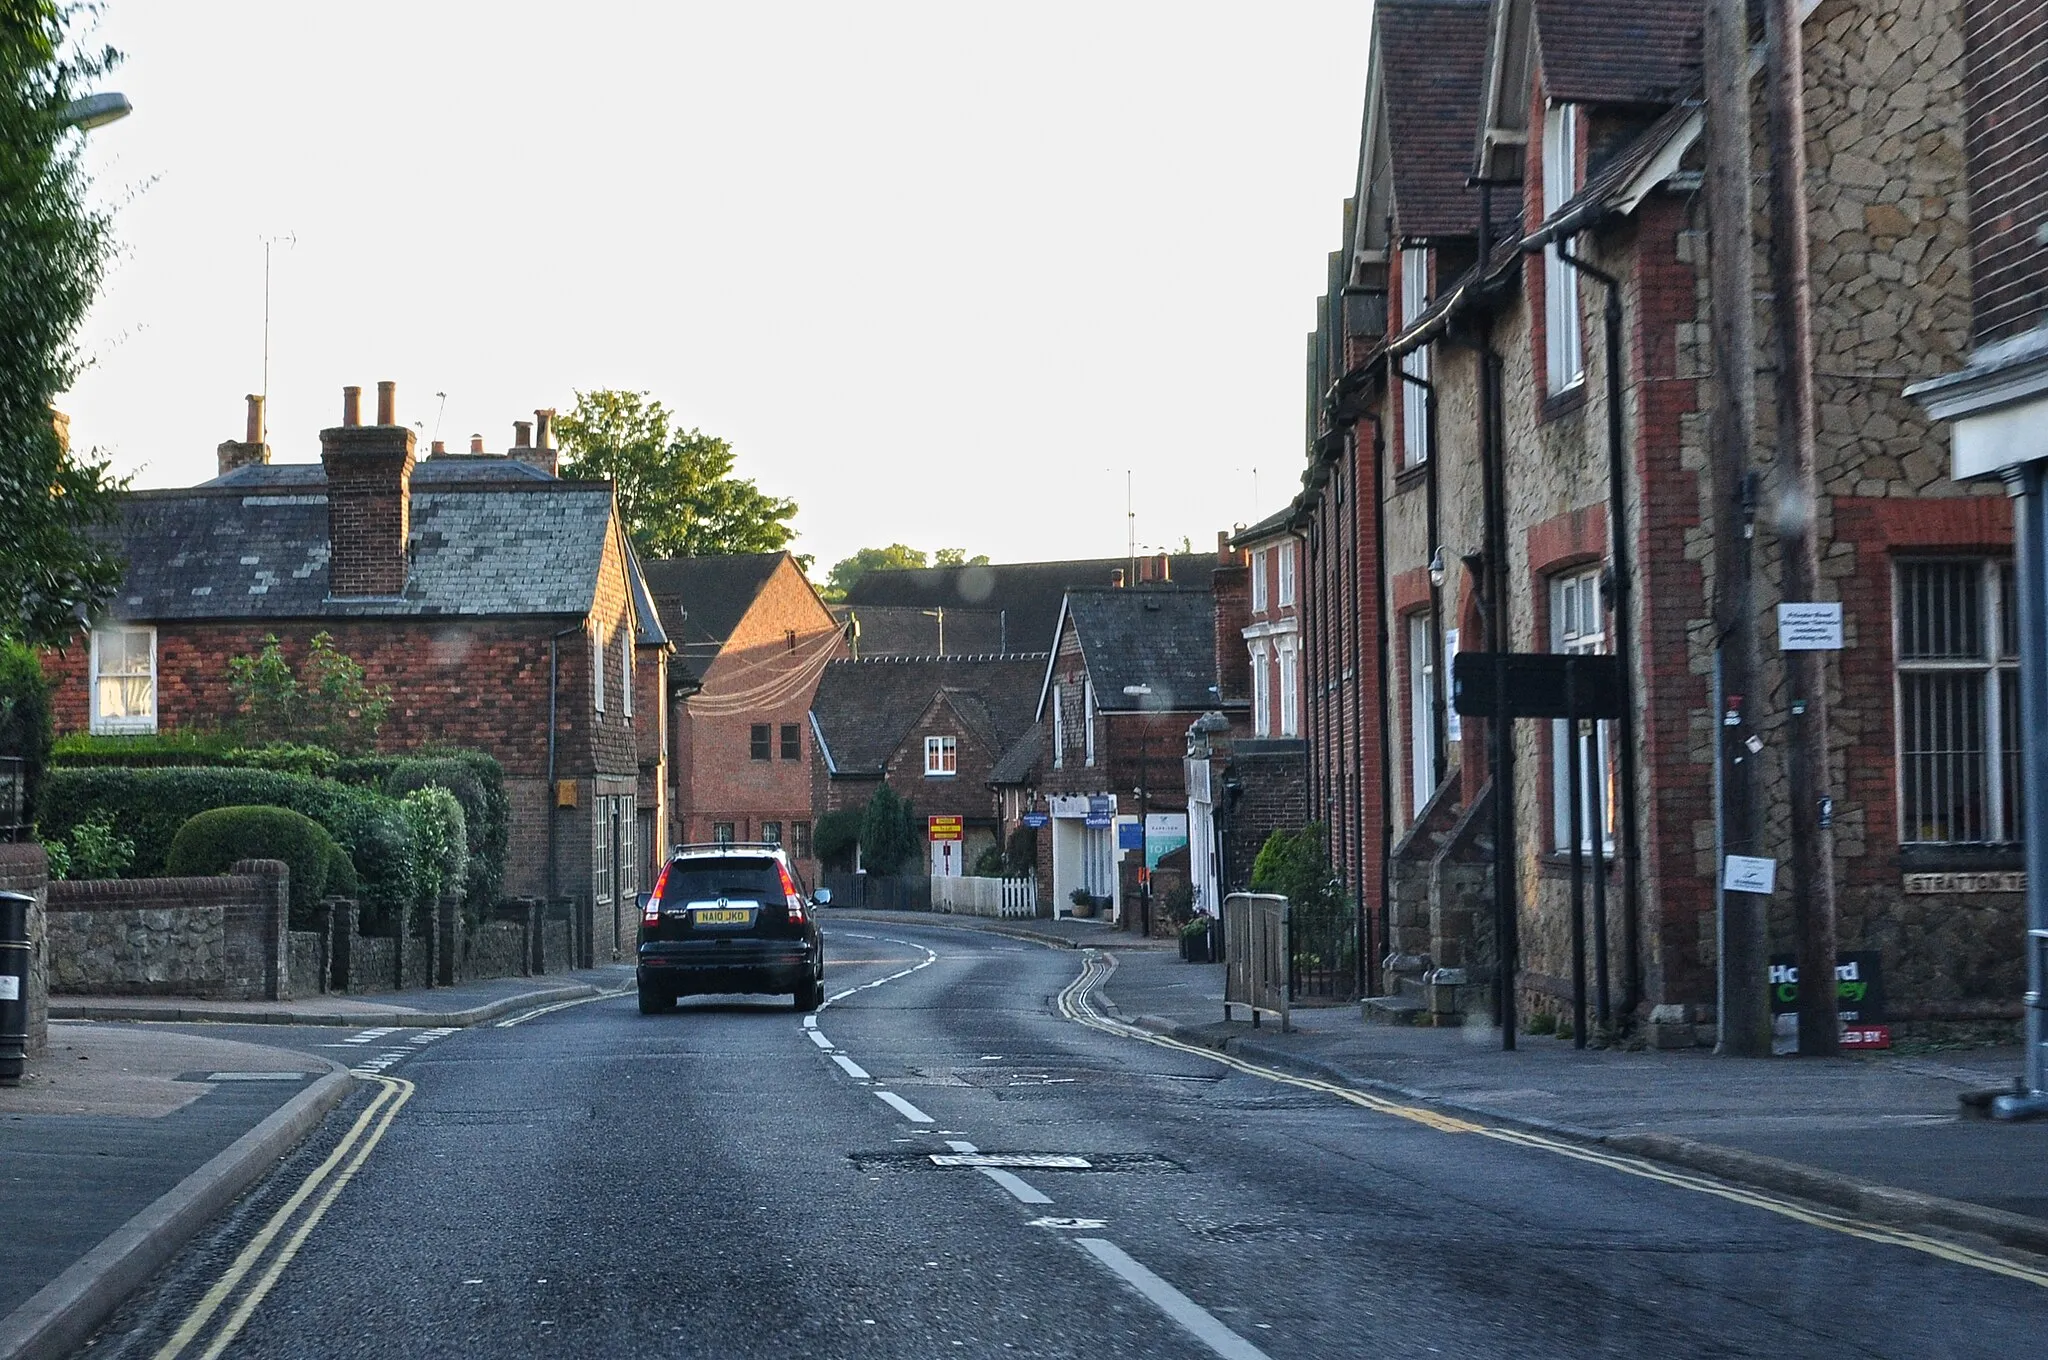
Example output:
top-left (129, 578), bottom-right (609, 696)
top-left (62, 3), bottom-right (1372, 573)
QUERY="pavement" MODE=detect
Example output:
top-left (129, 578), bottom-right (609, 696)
top-left (837, 908), bottom-right (2048, 1258)
top-left (0, 967), bottom-right (623, 1360)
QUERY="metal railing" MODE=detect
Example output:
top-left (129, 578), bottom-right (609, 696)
top-left (1223, 892), bottom-right (1290, 1030)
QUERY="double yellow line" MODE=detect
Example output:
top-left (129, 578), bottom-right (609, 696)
top-left (154, 1075), bottom-right (414, 1360)
top-left (1058, 951), bottom-right (2048, 1290)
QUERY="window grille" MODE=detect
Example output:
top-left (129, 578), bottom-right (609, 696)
top-left (713, 822), bottom-right (735, 846)
top-left (780, 723), bottom-right (800, 760)
top-left (750, 724), bottom-right (771, 761)
top-left (1898, 558), bottom-right (2019, 844)
top-left (762, 820), bottom-right (782, 846)
top-left (792, 820), bottom-right (813, 860)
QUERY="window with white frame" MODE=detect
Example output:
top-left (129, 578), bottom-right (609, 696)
top-left (1400, 245), bottom-right (1432, 466)
top-left (90, 626), bottom-right (157, 734)
top-left (1897, 558), bottom-right (2020, 845)
top-left (1550, 567), bottom-right (1614, 851)
top-left (1277, 639), bottom-right (1300, 738)
top-left (591, 623), bottom-right (605, 713)
top-left (1409, 613), bottom-right (1437, 815)
top-left (1084, 681), bottom-right (1096, 766)
top-left (1251, 548), bottom-right (1270, 612)
top-left (924, 735), bottom-right (958, 776)
top-left (1543, 102), bottom-right (1585, 393)
top-left (1278, 542), bottom-right (1297, 608)
top-left (1251, 644), bottom-right (1272, 737)
top-left (1052, 683), bottom-right (1066, 769)
top-left (620, 629), bottom-right (633, 717)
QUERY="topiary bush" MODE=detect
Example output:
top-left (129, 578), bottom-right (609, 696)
top-left (381, 753), bottom-right (505, 912)
top-left (167, 805), bottom-right (338, 927)
top-left (42, 766), bottom-right (417, 930)
top-left (0, 639), bottom-right (53, 828)
top-left (399, 784), bottom-right (468, 912)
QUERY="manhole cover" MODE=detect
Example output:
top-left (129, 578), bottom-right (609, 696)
top-left (932, 1154), bottom-right (1092, 1169)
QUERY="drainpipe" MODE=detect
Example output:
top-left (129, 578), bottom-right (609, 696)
top-left (1372, 402), bottom-right (1395, 995)
top-left (1554, 233), bottom-right (1645, 1024)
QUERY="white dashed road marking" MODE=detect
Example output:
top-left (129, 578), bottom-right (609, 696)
top-left (806, 1030), bottom-right (834, 1050)
top-left (874, 1091), bottom-right (933, 1123)
top-left (1076, 1239), bottom-right (1273, 1360)
top-left (979, 1169), bottom-right (1053, 1205)
top-left (831, 1054), bottom-right (871, 1081)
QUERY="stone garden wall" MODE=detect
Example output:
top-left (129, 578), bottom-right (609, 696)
top-left (46, 860), bottom-right (289, 1000)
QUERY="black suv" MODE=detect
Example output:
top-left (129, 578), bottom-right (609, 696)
top-left (635, 843), bottom-right (825, 1014)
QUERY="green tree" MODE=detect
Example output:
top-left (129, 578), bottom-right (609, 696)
top-left (824, 544), bottom-right (927, 600)
top-left (1249, 822), bottom-right (1347, 932)
top-left (555, 389), bottom-right (798, 558)
top-left (932, 548), bottom-right (991, 568)
top-left (1, 6), bottom-right (126, 645)
top-left (227, 633), bottom-right (392, 755)
top-left (856, 784), bottom-right (918, 876)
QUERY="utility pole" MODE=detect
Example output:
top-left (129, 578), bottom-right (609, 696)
top-left (1705, 0), bottom-right (1772, 1057)
top-left (1765, 0), bottom-right (1839, 1056)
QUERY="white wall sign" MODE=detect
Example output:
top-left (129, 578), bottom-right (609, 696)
top-left (0, 974), bottom-right (17, 1001)
top-left (1777, 603), bottom-right (1844, 650)
top-left (1722, 854), bottom-right (1778, 895)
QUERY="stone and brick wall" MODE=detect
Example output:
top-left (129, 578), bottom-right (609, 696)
top-left (1960, 0), bottom-right (2048, 344)
top-left (45, 859), bottom-right (289, 1000)
top-left (0, 842), bottom-right (49, 1059)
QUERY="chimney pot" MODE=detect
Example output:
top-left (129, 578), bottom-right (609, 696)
top-left (534, 408), bottom-right (555, 450)
top-left (1154, 552), bottom-right (1171, 583)
top-left (245, 394), bottom-right (265, 444)
top-left (1111, 568), bottom-right (1126, 588)
top-left (469, 433), bottom-right (485, 454)
top-left (514, 420), bottom-right (533, 448)
top-left (1216, 530), bottom-right (1231, 563)
top-left (342, 386), bottom-right (362, 427)
top-left (430, 439), bottom-right (446, 456)
top-left (376, 380), bottom-right (397, 426)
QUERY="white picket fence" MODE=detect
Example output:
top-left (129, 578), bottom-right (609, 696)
top-left (930, 874), bottom-right (1039, 919)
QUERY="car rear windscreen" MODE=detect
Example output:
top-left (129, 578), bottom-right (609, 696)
top-left (663, 859), bottom-right (783, 903)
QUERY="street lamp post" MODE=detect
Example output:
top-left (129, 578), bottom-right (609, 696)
top-left (1125, 685), bottom-right (1152, 937)
top-left (60, 92), bottom-right (131, 130)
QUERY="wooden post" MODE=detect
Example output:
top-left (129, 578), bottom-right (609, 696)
top-left (1706, 0), bottom-right (1773, 1056)
top-left (1765, 0), bottom-right (1839, 1056)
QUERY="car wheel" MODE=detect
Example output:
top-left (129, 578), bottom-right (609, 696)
top-left (793, 977), bottom-right (822, 1012)
top-left (638, 982), bottom-right (672, 1015)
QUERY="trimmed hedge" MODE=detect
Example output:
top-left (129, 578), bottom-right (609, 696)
top-left (42, 766), bottom-right (419, 929)
top-left (167, 806), bottom-right (343, 927)
top-left (52, 731), bottom-right (338, 778)
top-left (337, 751), bottom-right (507, 912)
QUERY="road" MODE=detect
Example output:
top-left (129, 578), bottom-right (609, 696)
top-left (81, 922), bottom-right (2048, 1358)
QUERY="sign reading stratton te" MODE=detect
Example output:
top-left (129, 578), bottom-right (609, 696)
top-left (1903, 870), bottom-right (2025, 894)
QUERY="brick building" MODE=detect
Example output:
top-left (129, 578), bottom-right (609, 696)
top-left (642, 553), bottom-right (844, 875)
top-left (1034, 583), bottom-right (1226, 924)
top-left (1284, 0), bottom-right (2008, 1028)
top-left (43, 386), bottom-right (666, 966)
top-left (808, 654), bottom-right (1046, 875)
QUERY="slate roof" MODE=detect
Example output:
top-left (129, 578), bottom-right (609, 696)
top-left (843, 554), bottom-right (1215, 657)
top-left (808, 654), bottom-right (1048, 777)
top-left (639, 553), bottom-right (790, 663)
top-left (1380, 0), bottom-right (1494, 238)
top-left (1534, 0), bottom-right (1701, 105)
top-left (1058, 586), bottom-right (1219, 713)
top-left (1231, 506), bottom-right (1296, 548)
top-left (106, 460), bottom-right (616, 622)
top-left (623, 541), bottom-right (670, 648)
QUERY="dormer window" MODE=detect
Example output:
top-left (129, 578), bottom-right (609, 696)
top-left (1543, 102), bottom-right (1585, 393)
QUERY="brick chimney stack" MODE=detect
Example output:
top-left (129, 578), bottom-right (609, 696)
top-left (216, 394), bottom-right (272, 476)
top-left (321, 380), bottom-right (415, 598)
top-left (514, 407), bottom-right (559, 477)
top-left (1211, 546), bottom-right (1250, 707)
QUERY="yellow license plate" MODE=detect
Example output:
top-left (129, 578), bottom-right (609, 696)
top-left (693, 908), bottom-right (752, 926)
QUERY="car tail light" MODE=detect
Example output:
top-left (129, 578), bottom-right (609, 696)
top-left (644, 861), bottom-right (670, 927)
top-left (779, 863), bottom-right (806, 924)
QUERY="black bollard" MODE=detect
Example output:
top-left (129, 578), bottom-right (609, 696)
top-left (0, 889), bottom-right (32, 1086)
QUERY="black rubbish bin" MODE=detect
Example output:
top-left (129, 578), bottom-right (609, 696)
top-left (0, 889), bottom-right (31, 1087)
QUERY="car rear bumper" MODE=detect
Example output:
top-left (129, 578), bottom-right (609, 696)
top-left (638, 940), bottom-right (816, 996)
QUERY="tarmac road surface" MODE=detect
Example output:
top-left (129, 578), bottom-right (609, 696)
top-left (79, 922), bottom-right (2048, 1359)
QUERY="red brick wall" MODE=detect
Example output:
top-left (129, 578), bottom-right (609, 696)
top-left (673, 558), bottom-right (844, 856)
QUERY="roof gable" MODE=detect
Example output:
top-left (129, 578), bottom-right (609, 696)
top-left (640, 552), bottom-right (789, 660)
top-left (808, 654), bottom-right (1048, 776)
top-left (1062, 586), bottom-right (1219, 713)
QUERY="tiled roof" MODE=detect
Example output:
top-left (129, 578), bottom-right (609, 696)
top-left (1063, 586), bottom-right (1219, 712)
top-left (839, 605), bottom-right (1009, 657)
top-left (1231, 506), bottom-right (1296, 548)
top-left (844, 554), bottom-right (1216, 656)
top-left (639, 553), bottom-right (790, 660)
top-left (623, 541), bottom-right (670, 648)
top-left (990, 726), bottom-right (1042, 787)
top-left (106, 474), bottom-right (615, 622)
top-left (1379, 0), bottom-right (1494, 239)
top-left (809, 654), bottom-right (1047, 776)
top-left (1534, 0), bottom-right (1701, 105)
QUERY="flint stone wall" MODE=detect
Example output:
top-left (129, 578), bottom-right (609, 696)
top-left (45, 859), bottom-right (289, 1000)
